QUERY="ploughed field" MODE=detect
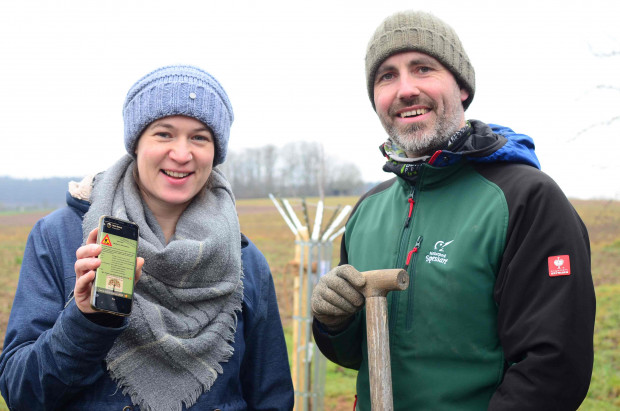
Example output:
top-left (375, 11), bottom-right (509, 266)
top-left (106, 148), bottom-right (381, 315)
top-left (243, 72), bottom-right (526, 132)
top-left (0, 198), bottom-right (618, 410)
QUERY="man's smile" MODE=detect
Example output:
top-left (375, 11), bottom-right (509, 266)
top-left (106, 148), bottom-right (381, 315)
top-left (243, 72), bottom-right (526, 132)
top-left (398, 108), bottom-right (430, 118)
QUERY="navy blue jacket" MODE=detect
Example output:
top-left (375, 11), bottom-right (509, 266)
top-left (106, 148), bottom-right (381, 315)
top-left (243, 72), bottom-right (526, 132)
top-left (0, 193), bottom-right (294, 410)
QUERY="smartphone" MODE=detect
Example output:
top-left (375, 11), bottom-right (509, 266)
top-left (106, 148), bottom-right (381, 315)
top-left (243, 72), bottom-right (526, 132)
top-left (90, 215), bottom-right (139, 316)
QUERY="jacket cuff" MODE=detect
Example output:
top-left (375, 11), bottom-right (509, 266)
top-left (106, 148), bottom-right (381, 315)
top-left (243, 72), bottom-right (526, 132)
top-left (314, 316), bottom-right (355, 335)
top-left (55, 301), bottom-right (128, 352)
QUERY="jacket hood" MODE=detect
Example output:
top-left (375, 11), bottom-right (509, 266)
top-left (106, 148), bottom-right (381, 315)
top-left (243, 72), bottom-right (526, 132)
top-left (463, 121), bottom-right (540, 169)
top-left (66, 191), bottom-right (90, 217)
top-left (66, 174), bottom-right (94, 217)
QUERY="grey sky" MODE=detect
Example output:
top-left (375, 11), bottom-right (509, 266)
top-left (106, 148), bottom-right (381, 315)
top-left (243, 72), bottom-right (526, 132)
top-left (1, 0), bottom-right (619, 199)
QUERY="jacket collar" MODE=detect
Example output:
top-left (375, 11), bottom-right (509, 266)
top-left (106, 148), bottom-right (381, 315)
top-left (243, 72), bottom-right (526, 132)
top-left (380, 120), bottom-right (540, 182)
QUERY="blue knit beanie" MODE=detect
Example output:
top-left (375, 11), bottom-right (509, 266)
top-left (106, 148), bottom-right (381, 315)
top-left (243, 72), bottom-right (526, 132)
top-left (123, 65), bottom-right (234, 166)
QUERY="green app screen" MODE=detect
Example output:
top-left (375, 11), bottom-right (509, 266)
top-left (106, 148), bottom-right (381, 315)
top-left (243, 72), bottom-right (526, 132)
top-left (95, 232), bottom-right (137, 298)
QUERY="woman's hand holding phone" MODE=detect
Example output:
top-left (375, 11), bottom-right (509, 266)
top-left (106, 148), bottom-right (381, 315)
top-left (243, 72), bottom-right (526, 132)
top-left (74, 227), bottom-right (144, 314)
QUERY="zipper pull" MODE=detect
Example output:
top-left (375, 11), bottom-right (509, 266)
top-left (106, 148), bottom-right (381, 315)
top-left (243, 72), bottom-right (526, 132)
top-left (404, 236), bottom-right (423, 270)
top-left (404, 196), bottom-right (415, 228)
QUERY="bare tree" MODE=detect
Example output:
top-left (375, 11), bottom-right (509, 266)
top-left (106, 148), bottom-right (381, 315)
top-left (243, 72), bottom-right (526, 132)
top-left (262, 145), bottom-right (278, 195)
top-left (324, 161), bottom-right (364, 196)
top-left (220, 141), bottom-right (364, 198)
top-left (572, 42), bottom-right (620, 141)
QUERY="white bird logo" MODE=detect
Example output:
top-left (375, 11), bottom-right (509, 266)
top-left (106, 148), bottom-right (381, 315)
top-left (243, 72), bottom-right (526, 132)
top-left (554, 257), bottom-right (564, 268)
top-left (434, 240), bottom-right (454, 252)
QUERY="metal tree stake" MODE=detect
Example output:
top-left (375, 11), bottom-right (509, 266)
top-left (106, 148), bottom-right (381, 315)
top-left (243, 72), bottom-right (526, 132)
top-left (269, 194), bottom-right (351, 411)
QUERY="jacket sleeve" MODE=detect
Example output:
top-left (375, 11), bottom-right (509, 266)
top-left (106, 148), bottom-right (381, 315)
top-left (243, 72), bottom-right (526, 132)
top-left (312, 314), bottom-right (364, 370)
top-left (0, 218), bottom-right (127, 410)
top-left (311, 232), bottom-right (365, 370)
top-left (489, 171), bottom-right (595, 410)
top-left (239, 240), bottom-right (294, 410)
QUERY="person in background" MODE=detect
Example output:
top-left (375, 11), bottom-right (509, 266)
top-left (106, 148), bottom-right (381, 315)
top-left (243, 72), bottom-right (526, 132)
top-left (0, 65), bottom-right (294, 410)
top-left (311, 10), bottom-right (595, 410)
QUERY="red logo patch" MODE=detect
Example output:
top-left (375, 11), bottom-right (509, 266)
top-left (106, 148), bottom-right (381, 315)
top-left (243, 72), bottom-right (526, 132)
top-left (548, 255), bottom-right (571, 277)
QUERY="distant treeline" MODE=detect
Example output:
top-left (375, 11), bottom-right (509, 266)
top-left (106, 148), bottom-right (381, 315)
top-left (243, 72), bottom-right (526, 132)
top-left (219, 142), bottom-right (367, 199)
top-left (0, 176), bottom-right (80, 210)
top-left (0, 143), bottom-right (372, 210)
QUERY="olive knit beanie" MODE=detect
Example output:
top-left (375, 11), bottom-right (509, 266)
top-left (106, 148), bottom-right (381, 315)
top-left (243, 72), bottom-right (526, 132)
top-left (123, 65), bottom-right (234, 166)
top-left (365, 11), bottom-right (475, 110)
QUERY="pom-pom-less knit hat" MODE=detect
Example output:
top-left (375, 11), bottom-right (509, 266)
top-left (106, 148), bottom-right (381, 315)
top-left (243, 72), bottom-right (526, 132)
top-left (365, 11), bottom-right (475, 111)
top-left (123, 65), bottom-right (234, 166)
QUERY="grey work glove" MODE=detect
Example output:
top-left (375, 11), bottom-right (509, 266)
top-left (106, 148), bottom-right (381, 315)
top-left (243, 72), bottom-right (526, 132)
top-left (311, 264), bottom-right (366, 332)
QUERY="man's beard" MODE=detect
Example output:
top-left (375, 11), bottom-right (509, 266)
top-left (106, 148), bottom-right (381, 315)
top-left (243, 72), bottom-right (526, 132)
top-left (385, 113), bottom-right (462, 158)
top-left (380, 89), bottom-right (465, 158)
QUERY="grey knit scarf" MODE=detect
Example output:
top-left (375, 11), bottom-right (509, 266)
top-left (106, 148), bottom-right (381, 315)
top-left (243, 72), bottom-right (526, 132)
top-left (82, 155), bottom-right (243, 411)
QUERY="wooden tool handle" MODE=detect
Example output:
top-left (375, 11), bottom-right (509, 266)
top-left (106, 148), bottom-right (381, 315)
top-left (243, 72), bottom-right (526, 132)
top-left (366, 296), bottom-right (393, 410)
top-left (362, 268), bottom-right (409, 411)
top-left (362, 268), bottom-right (409, 298)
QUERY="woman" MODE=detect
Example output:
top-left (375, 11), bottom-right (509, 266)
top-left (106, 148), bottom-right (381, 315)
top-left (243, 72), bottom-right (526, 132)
top-left (0, 65), bottom-right (294, 410)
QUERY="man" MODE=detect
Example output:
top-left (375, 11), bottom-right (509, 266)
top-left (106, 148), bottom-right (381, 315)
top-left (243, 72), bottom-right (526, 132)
top-left (311, 10), bottom-right (595, 410)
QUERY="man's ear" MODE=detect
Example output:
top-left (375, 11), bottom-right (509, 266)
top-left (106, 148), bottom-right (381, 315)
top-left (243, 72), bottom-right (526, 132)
top-left (460, 88), bottom-right (469, 103)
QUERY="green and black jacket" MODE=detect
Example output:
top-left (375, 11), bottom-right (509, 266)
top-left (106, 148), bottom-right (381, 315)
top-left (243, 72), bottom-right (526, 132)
top-left (313, 121), bottom-right (595, 410)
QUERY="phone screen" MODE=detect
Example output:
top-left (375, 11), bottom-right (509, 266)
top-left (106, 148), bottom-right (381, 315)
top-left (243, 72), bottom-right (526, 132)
top-left (91, 216), bottom-right (139, 316)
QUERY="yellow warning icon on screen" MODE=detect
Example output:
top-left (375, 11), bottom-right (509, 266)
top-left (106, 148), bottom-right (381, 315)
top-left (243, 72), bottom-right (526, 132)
top-left (101, 234), bottom-right (112, 247)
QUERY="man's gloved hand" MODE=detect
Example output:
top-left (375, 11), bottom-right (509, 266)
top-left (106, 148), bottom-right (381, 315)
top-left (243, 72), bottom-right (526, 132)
top-left (311, 264), bottom-right (366, 332)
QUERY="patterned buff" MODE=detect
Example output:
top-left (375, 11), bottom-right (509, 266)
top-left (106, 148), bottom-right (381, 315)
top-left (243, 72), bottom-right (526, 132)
top-left (381, 123), bottom-right (473, 182)
top-left (82, 155), bottom-right (243, 411)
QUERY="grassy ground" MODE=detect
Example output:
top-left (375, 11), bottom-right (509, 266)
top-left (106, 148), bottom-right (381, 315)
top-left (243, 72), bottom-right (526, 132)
top-left (0, 198), bottom-right (618, 410)
top-left (571, 200), bottom-right (620, 409)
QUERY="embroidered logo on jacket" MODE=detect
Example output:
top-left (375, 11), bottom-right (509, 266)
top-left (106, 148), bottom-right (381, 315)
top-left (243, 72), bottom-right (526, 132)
top-left (425, 240), bottom-right (454, 265)
top-left (548, 255), bottom-right (571, 277)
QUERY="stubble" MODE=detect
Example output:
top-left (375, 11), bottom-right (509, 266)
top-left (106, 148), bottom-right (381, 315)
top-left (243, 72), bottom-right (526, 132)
top-left (380, 88), bottom-right (465, 157)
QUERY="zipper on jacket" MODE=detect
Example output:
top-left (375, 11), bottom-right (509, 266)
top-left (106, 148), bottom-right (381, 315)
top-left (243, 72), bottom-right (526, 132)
top-left (403, 236), bottom-right (423, 271)
top-left (405, 236), bottom-right (423, 330)
top-left (404, 195), bottom-right (415, 228)
top-left (390, 186), bottom-right (416, 334)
